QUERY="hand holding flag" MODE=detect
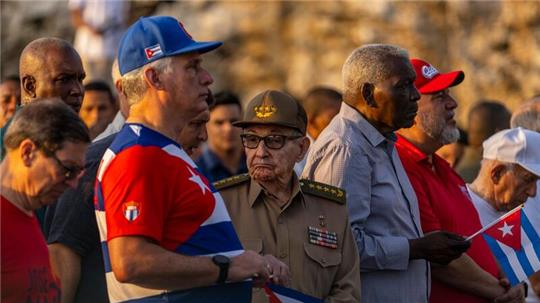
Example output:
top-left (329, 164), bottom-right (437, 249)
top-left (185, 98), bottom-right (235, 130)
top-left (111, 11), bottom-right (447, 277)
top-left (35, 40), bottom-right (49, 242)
top-left (468, 204), bottom-right (540, 286)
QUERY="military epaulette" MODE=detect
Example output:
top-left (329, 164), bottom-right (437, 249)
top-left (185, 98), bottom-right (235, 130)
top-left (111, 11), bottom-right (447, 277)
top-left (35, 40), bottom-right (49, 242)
top-left (213, 173), bottom-right (250, 191)
top-left (299, 179), bottom-right (346, 204)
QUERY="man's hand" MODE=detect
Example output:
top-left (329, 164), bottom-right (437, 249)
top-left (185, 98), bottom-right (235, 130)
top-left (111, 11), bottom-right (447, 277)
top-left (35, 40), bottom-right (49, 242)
top-left (409, 231), bottom-right (471, 264)
top-left (228, 250), bottom-right (270, 287)
top-left (494, 282), bottom-right (526, 303)
top-left (263, 254), bottom-right (290, 286)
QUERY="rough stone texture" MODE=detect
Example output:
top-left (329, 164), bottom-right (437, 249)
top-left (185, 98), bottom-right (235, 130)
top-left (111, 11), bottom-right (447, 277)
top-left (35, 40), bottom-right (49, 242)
top-left (2, 0), bottom-right (539, 126)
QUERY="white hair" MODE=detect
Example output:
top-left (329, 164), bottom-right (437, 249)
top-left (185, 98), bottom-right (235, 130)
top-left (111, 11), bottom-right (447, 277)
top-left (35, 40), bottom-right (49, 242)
top-left (342, 44), bottom-right (409, 104)
top-left (121, 57), bottom-right (173, 105)
top-left (510, 99), bottom-right (540, 132)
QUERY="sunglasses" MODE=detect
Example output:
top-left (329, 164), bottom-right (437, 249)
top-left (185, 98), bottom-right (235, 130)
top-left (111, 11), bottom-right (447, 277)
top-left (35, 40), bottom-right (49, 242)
top-left (50, 152), bottom-right (84, 180)
top-left (240, 134), bottom-right (302, 150)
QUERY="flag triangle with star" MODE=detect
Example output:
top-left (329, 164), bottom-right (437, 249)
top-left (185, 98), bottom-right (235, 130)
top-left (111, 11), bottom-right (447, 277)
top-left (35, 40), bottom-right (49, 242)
top-left (484, 210), bottom-right (522, 250)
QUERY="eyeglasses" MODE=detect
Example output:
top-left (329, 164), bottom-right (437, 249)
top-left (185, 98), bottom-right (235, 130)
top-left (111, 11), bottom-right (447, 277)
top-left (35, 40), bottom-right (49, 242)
top-left (240, 134), bottom-right (303, 150)
top-left (50, 152), bottom-right (84, 180)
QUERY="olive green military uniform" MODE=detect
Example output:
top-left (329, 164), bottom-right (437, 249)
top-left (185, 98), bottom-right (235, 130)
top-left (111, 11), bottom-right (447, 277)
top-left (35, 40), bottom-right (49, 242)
top-left (216, 174), bottom-right (361, 303)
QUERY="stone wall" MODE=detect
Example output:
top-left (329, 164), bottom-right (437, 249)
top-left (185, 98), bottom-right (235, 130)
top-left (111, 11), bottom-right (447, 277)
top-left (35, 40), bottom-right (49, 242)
top-left (2, 0), bottom-right (539, 126)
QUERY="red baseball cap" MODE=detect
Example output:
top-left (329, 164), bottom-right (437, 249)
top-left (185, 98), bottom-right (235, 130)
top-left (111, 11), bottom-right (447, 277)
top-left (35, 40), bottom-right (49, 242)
top-left (411, 58), bottom-right (465, 94)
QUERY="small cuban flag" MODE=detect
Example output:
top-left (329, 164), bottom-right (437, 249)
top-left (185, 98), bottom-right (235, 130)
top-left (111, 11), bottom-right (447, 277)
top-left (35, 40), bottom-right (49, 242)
top-left (468, 204), bottom-right (540, 286)
top-left (144, 44), bottom-right (163, 60)
top-left (263, 284), bottom-right (323, 303)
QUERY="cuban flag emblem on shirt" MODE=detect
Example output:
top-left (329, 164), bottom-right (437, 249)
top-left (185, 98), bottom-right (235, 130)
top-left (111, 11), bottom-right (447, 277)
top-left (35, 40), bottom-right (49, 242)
top-left (481, 206), bottom-right (540, 285)
top-left (145, 44), bottom-right (163, 60)
top-left (123, 201), bottom-right (140, 221)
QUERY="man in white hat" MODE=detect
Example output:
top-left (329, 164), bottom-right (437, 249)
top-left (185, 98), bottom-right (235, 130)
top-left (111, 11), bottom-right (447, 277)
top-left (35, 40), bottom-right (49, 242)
top-left (469, 128), bottom-right (540, 216)
top-left (469, 127), bottom-right (540, 302)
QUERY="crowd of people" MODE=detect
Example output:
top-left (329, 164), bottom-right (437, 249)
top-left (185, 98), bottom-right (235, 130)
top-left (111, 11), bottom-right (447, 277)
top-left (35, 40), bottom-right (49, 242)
top-left (1, 11), bottom-right (539, 303)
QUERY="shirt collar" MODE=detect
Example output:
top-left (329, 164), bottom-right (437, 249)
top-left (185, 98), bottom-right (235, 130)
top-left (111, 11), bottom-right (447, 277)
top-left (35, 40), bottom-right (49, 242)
top-left (340, 102), bottom-right (392, 148)
top-left (248, 173), bottom-right (303, 209)
top-left (396, 134), bottom-right (429, 163)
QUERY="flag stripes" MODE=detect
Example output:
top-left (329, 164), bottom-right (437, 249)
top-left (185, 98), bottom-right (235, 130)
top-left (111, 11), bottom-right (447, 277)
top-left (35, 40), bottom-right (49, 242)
top-left (484, 211), bottom-right (540, 285)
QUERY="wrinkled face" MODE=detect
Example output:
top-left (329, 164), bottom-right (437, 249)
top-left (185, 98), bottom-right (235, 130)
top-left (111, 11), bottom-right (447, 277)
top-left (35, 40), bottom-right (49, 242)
top-left (35, 48), bottom-right (85, 112)
top-left (178, 109), bottom-right (210, 156)
top-left (0, 80), bottom-right (20, 123)
top-left (243, 125), bottom-right (306, 183)
top-left (79, 90), bottom-right (116, 139)
top-left (371, 58), bottom-right (420, 131)
top-left (26, 140), bottom-right (87, 208)
top-left (207, 104), bottom-right (242, 153)
top-left (416, 89), bottom-right (460, 145)
top-left (159, 53), bottom-right (213, 125)
top-left (494, 164), bottom-right (539, 211)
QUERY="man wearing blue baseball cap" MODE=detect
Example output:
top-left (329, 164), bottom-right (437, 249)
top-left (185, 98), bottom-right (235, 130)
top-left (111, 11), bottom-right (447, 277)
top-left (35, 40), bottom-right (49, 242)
top-left (94, 16), bottom-right (282, 303)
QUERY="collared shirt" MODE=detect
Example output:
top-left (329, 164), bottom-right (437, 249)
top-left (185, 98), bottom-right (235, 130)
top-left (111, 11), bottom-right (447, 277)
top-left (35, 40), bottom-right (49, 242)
top-left (396, 135), bottom-right (499, 303)
top-left (302, 102), bottom-right (428, 302)
top-left (219, 175), bottom-right (361, 303)
top-left (195, 147), bottom-right (248, 183)
top-left (93, 111), bottom-right (125, 142)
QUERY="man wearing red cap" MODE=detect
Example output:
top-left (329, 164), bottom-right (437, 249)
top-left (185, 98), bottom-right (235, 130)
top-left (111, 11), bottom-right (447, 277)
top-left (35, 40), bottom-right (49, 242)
top-left (396, 58), bottom-right (525, 302)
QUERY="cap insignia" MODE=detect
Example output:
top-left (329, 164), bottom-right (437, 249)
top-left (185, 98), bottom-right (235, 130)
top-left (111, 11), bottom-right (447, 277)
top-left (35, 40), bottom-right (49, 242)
top-left (254, 105), bottom-right (277, 118)
top-left (421, 65), bottom-right (439, 79)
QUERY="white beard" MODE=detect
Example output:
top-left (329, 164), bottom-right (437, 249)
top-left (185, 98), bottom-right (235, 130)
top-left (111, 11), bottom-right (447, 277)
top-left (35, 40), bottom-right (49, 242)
top-left (418, 111), bottom-right (460, 145)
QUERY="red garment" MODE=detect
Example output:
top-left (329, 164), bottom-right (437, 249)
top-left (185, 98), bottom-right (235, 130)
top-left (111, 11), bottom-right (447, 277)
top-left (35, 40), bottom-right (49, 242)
top-left (396, 135), bottom-right (499, 303)
top-left (1, 196), bottom-right (61, 303)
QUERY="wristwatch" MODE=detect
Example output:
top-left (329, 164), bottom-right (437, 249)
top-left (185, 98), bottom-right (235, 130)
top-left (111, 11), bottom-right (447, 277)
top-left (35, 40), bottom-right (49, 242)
top-left (212, 255), bottom-right (230, 284)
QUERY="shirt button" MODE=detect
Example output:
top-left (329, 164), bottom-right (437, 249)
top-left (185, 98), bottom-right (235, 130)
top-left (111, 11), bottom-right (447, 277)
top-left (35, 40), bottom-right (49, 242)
top-left (321, 258), bottom-right (327, 264)
top-left (277, 218), bottom-right (283, 224)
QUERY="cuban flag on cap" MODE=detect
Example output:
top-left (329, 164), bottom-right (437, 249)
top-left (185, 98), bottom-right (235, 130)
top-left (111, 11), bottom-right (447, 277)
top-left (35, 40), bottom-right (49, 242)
top-left (145, 44), bottom-right (163, 60)
top-left (474, 205), bottom-right (540, 286)
top-left (263, 284), bottom-right (323, 303)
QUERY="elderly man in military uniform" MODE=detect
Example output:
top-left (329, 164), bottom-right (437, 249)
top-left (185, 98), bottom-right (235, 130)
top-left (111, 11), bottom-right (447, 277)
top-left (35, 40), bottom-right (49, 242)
top-left (216, 90), bottom-right (361, 303)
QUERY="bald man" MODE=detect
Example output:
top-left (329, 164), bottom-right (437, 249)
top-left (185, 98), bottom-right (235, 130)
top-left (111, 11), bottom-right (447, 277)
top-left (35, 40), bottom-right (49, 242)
top-left (20, 37), bottom-right (85, 112)
top-left (1, 38), bottom-right (86, 161)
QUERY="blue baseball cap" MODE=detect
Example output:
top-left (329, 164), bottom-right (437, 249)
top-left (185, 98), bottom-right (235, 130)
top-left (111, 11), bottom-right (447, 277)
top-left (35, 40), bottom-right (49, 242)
top-left (118, 16), bottom-right (223, 75)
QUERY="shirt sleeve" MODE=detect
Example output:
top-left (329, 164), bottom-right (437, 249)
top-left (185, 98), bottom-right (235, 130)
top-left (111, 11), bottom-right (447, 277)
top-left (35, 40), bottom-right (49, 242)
top-left (405, 171), bottom-right (442, 233)
top-left (45, 156), bottom-right (101, 257)
top-left (303, 139), bottom-right (410, 271)
top-left (101, 146), bottom-right (170, 243)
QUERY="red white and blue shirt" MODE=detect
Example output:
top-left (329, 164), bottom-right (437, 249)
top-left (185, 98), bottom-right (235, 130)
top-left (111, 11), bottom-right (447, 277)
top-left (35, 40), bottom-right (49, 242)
top-left (94, 124), bottom-right (249, 303)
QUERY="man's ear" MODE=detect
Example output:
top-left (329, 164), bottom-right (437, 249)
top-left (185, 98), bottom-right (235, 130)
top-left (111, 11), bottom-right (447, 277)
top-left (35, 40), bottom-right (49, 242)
top-left (296, 136), bottom-right (311, 162)
top-left (21, 75), bottom-right (37, 98)
top-left (143, 68), bottom-right (164, 90)
top-left (19, 139), bottom-right (38, 167)
top-left (490, 163), bottom-right (508, 185)
top-left (361, 83), bottom-right (377, 107)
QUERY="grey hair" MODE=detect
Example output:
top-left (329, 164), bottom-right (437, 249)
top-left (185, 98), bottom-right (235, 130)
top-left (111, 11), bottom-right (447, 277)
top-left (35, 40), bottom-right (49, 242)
top-left (121, 57), bottom-right (173, 106)
top-left (111, 58), bottom-right (121, 85)
top-left (342, 44), bottom-right (409, 104)
top-left (510, 99), bottom-right (540, 132)
top-left (4, 98), bottom-right (90, 152)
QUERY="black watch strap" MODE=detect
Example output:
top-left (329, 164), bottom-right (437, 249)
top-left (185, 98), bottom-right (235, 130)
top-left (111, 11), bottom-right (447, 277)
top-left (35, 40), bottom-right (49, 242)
top-left (522, 282), bottom-right (528, 298)
top-left (212, 255), bottom-right (230, 284)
